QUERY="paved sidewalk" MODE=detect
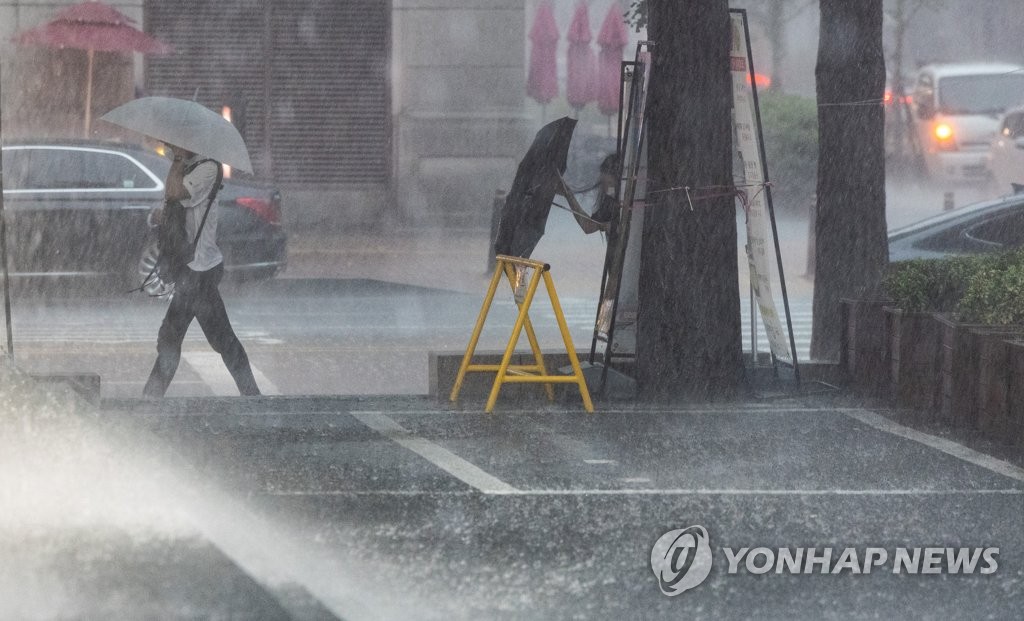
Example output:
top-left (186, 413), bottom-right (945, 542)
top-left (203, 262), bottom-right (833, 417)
top-left (282, 208), bottom-right (816, 302)
top-left (281, 177), bottom-right (995, 306)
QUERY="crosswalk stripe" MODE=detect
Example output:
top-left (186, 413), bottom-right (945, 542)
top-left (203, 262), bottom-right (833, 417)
top-left (183, 352), bottom-right (238, 396)
top-left (183, 352), bottom-right (280, 396)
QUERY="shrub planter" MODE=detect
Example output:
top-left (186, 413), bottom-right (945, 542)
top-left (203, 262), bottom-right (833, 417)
top-left (841, 298), bottom-right (891, 397)
top-left (937, 315), bottom-right (985, 427)
top-left (936, 314), bottom-right (1024, 429)
top-left (977, 335), bottom-right (1019, 438)
top-left (885, 307), bottom-right (942, 413)
top-left (1005, 340), bottom-right (1024, 446)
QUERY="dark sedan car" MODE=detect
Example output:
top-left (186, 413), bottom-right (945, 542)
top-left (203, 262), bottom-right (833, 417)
top-left (1, 141), bottom-right (286, 294)
top-left (888, 190), bottom-right (1024, 262)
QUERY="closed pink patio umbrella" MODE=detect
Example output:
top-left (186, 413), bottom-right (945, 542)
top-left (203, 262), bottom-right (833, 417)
top-left (597, 3), bottom-right (629, 121)
top-left (527, 1), bottom-right (559, 114)
top-left (566, 1), bottom-right (597, 114)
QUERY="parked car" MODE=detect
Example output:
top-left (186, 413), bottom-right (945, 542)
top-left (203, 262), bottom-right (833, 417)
top-left (988, 105), bottom-right (1024, 194)
top-left (888, 190), bottom-right (1024, 262)
top-left (1, 141), bottom-right (287, 294)
top-left (909, 62), bottom-right (1024, 185)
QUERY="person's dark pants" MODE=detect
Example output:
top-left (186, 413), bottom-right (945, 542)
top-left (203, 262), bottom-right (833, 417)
top-left (143, 264), bottom-right (260, 397)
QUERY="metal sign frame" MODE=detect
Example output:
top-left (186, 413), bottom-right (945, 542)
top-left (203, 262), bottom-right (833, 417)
top-left (589, 42), bottom-right (653, 392)
top-left (731, 8), bottom-right (800, 383)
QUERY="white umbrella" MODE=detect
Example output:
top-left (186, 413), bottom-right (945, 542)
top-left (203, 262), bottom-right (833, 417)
top-left (100, 96), bottom-right (253, 173)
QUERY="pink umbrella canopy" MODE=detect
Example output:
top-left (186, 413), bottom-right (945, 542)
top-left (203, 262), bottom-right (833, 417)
top-left (13, 1), bottom-right (171, 54)
top-left (566, 1), bottom-right (597, 112)
top-left (526, 1), bottom-right (559, 105)
top-left (596, 4), bottom-right (629, 117)
top-left (13, 1), bottom-right (172, 135)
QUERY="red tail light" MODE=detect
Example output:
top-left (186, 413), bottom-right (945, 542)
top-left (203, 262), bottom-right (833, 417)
top-left (235, 196), bottom-right (281, 225)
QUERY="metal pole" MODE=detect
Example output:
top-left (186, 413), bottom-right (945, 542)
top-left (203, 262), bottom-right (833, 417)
top-left (591, 60), bottom-right (634, 366)
top-left (750, 282), bottom-right (758, 364)
top-left (487, 189), bottom-right (504, 274)
top-left (84, 49), bottom-right (94, 138)
top-left (739, 10), bottom-right (800, 385)
top-left (0, 62), bottom-right (14, 359)
top-left (599, 46), bottom-right (650, 392)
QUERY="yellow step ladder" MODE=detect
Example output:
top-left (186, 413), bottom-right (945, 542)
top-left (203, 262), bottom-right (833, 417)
top-left (450, 255), bottom-right (594, 413)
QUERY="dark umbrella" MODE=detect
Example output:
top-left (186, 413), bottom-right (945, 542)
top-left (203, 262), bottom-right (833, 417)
top-left (494, 117), bottom-right (577, 259)
top-left (12, 1), bottom-right (172, 136)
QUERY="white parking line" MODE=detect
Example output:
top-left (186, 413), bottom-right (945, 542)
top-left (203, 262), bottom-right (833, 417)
top-left (264, 488), bottom-right (1024, 497)
top-left (183, 351), bottom-right (281, 396)
top-left (349, 411), bottom-right (520, 494)
top-left (841, 409), bottom-right (1024, 483)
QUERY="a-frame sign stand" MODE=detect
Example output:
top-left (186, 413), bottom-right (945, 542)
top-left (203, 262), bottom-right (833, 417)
top-left (451, 255), bottom-right (594, 413)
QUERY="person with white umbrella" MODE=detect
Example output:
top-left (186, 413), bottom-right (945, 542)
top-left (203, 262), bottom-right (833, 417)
top-left (101, 97), bottom-right (260, 397)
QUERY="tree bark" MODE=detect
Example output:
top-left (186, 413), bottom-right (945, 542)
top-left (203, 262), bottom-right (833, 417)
top-left (637, 0), bottom-right (742, 400)
top-left (811, 0), bottom-right (888, 361)
top-left (766, 1), bottom-right (785, 92)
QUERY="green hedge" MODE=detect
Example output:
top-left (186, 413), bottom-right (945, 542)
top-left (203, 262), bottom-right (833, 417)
top-left (758, 92), bottom-right (818, 214)
top-left (885, 249), bottom-right (1024, 324)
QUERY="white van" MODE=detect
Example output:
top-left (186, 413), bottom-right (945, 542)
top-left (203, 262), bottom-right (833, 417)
top-left (989, 105), bottom-right (1024, 193)
top-left (910, 62), bottom-right (1024, 184)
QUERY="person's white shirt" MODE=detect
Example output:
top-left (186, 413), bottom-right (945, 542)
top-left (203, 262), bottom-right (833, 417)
top-left (180, 155), bottom-right (223, 272)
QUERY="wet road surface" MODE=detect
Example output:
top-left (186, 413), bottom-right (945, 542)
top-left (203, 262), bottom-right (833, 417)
top-left (52, 395), bottom-right (1024, 620)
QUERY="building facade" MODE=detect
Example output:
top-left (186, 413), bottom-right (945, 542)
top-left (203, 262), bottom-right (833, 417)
top-left (1, 0), bottom-right (528, 230)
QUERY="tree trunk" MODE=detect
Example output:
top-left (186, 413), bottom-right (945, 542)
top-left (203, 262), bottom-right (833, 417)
top-left (766, 1), bottom-right (785, 92)
top-left (889, 0), bottom-right (908, 160)
top-left (811, 0), bottom-right (888, 361)
top-left (637, 0), bottom-right (742, 400)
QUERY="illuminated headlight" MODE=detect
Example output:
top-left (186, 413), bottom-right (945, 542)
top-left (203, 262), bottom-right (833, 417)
top-left (934, 123), bottom-right (956, 150)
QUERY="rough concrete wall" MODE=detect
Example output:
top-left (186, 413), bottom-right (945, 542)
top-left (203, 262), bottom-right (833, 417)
top-left (393, 0), bottom-right (529, 227)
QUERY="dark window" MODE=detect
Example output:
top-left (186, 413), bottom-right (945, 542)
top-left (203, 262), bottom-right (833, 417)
top-left (14, 149), bottom-right (158, 190)
top-left (962, 209), bottom-right (1024, 249)
top-left (93, 152), bottom-right (161, 189)
top-left (938, 74), bottom-right (1024, 115)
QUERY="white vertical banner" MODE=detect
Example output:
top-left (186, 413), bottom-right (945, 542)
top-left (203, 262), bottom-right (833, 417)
top-left (730, 12), bottom-right (793, 364)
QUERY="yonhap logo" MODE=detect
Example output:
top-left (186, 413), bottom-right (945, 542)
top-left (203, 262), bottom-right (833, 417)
top-left (651, 526), bottom-right (713, 596)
